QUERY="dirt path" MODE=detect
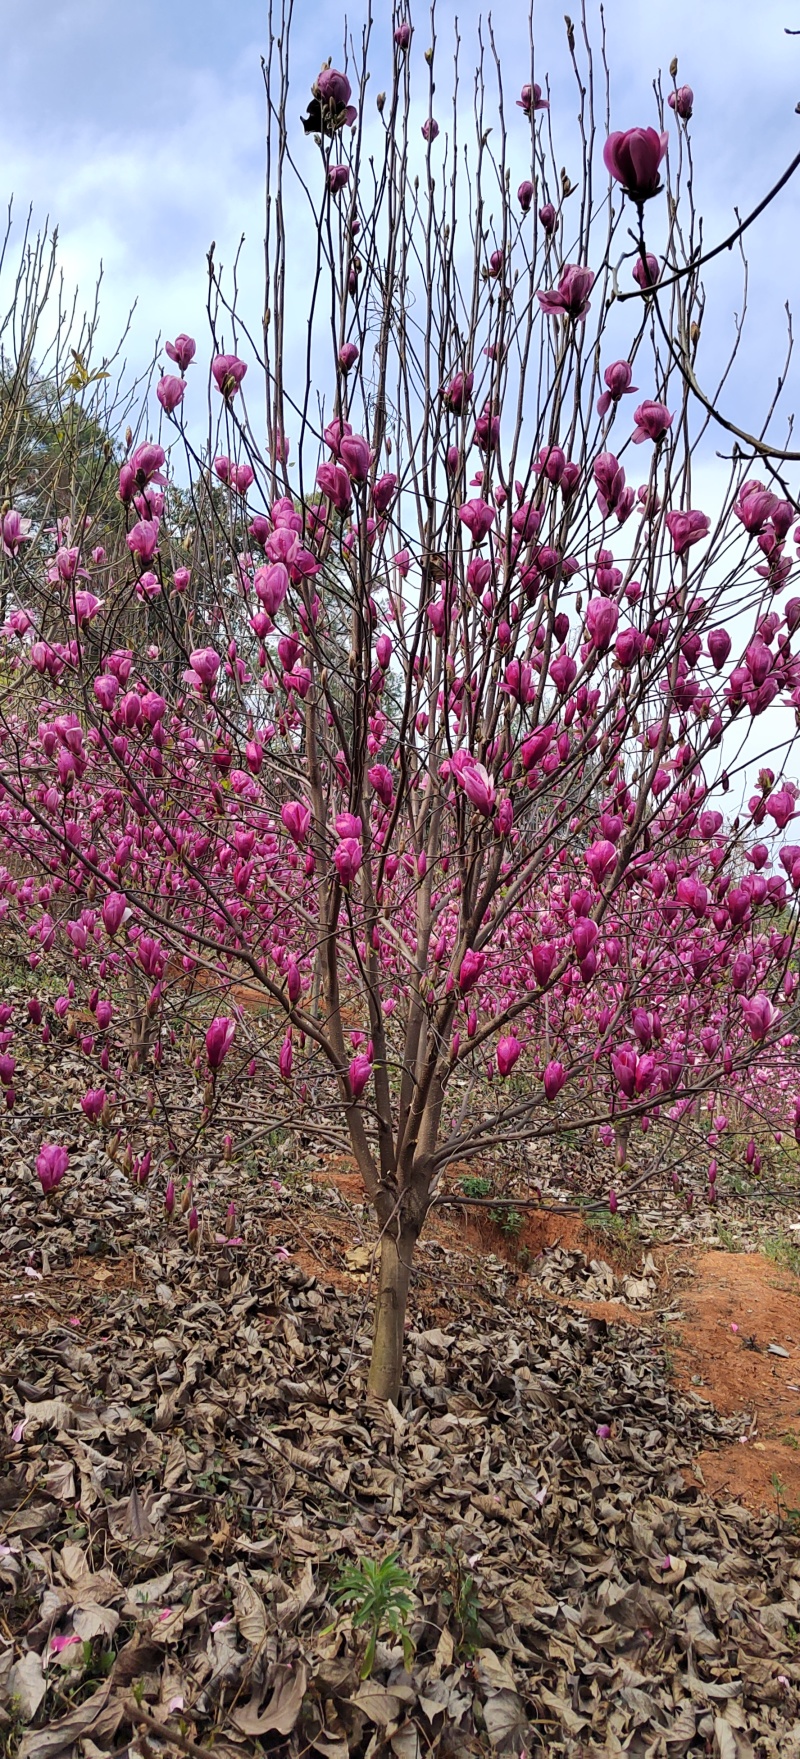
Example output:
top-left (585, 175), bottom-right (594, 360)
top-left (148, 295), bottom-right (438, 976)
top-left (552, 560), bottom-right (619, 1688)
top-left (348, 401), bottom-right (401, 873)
top-left (671, 1249), bottom-right (800, 1513)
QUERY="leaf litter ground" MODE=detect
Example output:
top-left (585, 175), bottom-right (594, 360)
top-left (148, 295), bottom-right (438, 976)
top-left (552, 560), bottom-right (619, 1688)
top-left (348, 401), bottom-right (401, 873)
top-left (4, 1061), bottom-right (800, 1751)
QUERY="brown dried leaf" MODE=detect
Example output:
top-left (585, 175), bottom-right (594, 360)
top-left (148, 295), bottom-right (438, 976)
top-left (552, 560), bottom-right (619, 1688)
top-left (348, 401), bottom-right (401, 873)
top-left (231, 1661), bottom-right (308, 1735)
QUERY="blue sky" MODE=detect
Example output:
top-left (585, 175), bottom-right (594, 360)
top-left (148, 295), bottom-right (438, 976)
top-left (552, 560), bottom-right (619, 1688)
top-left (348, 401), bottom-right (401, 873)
top-left (4, 0), bottom-right (800, 411)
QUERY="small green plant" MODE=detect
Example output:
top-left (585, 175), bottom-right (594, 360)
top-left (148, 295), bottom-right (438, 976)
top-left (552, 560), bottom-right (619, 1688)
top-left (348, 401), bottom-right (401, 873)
top-left (714, 1221), bottom-right (740, 1252)
top-left (762, 1232), bottom-right (800, 1277)
top-left (587, 1207), bottom-right (641, 1243)
top-left (440, 1547), bottom-right (483, 1656)
top-left (459, 1174), bottom-right (493, 1199)
top-left (729, 1173), bottom-right (756, 1198)
top-left (332, 1552), bottom-right (415, 1677)
top-left (490, 1206), bottom-right (522, 1237)
top-left (80, 1639), bottom-right (115, 1679)
top-left (771, 1470), bottom-right (800, 1531)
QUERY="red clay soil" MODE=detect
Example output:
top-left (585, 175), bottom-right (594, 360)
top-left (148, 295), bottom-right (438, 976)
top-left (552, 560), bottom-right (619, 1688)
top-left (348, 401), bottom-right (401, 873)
top-left (671, 1249), bottom-right (800, 1514)
top-left (312, 1156), bottom-right (650, 1327)
top-left (0, 1253), bottom-right (141, 1344)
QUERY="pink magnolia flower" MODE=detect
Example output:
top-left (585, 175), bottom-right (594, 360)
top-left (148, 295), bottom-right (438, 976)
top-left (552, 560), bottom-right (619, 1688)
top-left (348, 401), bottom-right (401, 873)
top-left (422, 117), bottom-right (439, 141)
top-left (537, 264), bottom-right (594, 320)
top-left (279, 1032), bottom-right (293, 1079)
top-left (334, 838), bottom-right (362, 885)
top-left (586, 839), bottom-right (616, 882)
top-left (327, 164), bottom-right (350, 194)
top-left (532, 943), bottom-right (556, 987)
top-left (460, 761), bottom-right (496, 816)
top-left (316, 461), bottom-right (353, 512)
top-left (586, 597), bottom-right (619, 650)
top-left (2, 510), bottom-right (33, 556)
top-left (165, 333), bottom-right (196, 372)
top-left (126, 521), bottom-right (159, 561)
top-left (458, 498), bottom-right (495, 543)
top-left (632, 400), bottom-right (672, 444)
top-left (615, 627), bottom-right (644, 665)
top-left (544, 1060), bottom-right (566, 1100)
top-left (632, 253), bottom-right (661, 289)
top-left (517, 83), bottom-right (549, 114)
top-left (597, 360), bottom-right (637, 418)
top-left (740, 993), bottom-right (778, 1043)
top-left (335, 811), bottom-right (362, 839)
top-left (665, 509), bottom-right (710, 556)
top-left (503, 659), bottom-right (534, 704)
top-left (518, 180), bottom-right (534, 211)
top-left (593, 453), bottom-right (628, 518)
top-left (373, 472), bottom-right (397, 513)
top-left (156, 375), bottom-right (186, 414)
top-left (230, 463), bottom-right (254, 495)
top-left (394, 22), bottom-right (411, 48)
top-left (316, 66), bottom-right (356, 124)
top-left (459, 948), bottom-right (487, 993)
top-left (338, 342), bottom-right (359, 371)
top-left (550, 651), bottom-right (577, 692)
top-left (603, 127), bottom-right (668, 203)
top-left (496, 1035), bottom-right (522, 1077)
top-left (101, 892), bottom-right (127, 936)
top-left (206, 1017), bottom-right (236, 1069)
top-left (668, 86), bottom-right (694, 120)
top-left (81, 1088), bottom-right (107, 1120)
top-left (339, 433), bottom-right (371, 481)
top-left (281, 800), bottom-right (312, 844)
top-left (255, 561), bottom-right (290, 614)
top-left (369, 763), bottom-right (393, 805)
top-left (707, 628), bottom-right (732, 670)
top-left (767, 788), bottom-right (795, 830)
top-left (72, 590), bottom-right (103, 625)
top-left (130, 442), bottom-right (166, 484)
top-left (7, 606), bottom-right (32, 634)
top-left (735, 482), bottom-right (778, 535)
top-left (188, 647), bottom-right (221, 687)
top-left (36, 1143), bottom-right (68, 1194)
top-left (212, 354), bottom-right (248, 398)
top-left (539, 202), bottom-right (557, 233)
top-left (348, 1053), bottom-right (372, 1098)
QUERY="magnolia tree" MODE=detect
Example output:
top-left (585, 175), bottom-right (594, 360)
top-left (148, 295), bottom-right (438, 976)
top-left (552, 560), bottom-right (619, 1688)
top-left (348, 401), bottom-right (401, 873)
top-left (3, 12), bottom-right (800, 1398)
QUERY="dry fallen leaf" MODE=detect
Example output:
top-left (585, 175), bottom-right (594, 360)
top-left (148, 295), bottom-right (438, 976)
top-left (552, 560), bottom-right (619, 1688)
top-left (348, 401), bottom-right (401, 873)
top-left (18, 1682), bottom-right (123, 1759)
top-left (231, 1661), bottom-right (308, 1734)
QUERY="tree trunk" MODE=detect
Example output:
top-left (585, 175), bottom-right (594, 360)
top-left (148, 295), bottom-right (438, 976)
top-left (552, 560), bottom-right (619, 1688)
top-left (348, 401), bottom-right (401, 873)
top-left (367, 1222), bottom-right (417, 1402)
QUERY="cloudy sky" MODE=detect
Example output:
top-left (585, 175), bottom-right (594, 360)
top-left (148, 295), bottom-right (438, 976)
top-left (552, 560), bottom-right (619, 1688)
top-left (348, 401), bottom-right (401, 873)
top-left (4, 0), bottom-right (800, 412)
